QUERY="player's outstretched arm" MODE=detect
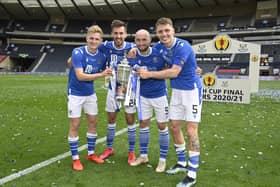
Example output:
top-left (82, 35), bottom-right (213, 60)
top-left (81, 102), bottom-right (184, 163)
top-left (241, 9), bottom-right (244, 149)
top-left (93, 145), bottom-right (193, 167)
top-left (75, 68), bottom-right (112, 81)
top-left (138, 64), bottom-right (181, 79)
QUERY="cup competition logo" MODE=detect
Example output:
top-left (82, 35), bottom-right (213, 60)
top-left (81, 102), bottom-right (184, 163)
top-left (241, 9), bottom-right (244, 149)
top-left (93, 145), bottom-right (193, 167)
top-left (251, 55), bottom-right (259, 62)
top-left (215, 35), bottom-right (230, 51)
top-left (203, 73), bottom-right (216, 86)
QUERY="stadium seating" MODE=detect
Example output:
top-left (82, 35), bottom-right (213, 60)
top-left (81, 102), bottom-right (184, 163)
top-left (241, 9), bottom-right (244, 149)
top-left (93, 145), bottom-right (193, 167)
top-left (66, 20), bottom-right (95, 33)
top-left (0, 55), bottom-right (7, 63)
top-left (191, 16), bottom-right (229, 32)
top-left (11, 20), bottom-right (47, 32)
top-left (127, 20), bottom-right (155, 34)
top-left (0, 19), bottom-right (10, 30)
top-left (35, 44), bottom-right (76, 72)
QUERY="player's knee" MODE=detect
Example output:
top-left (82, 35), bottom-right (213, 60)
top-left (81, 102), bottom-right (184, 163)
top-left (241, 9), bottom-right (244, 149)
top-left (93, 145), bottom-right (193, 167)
top-left (126, 118), bottom-right (134, 125)
top-left (108, 118), bottom-right (116, 124)
top-left (125, 114), bottom-right (135, 125)
top-left (186, 126), bottom-right (198, 137)
top-left (157, 122), bottom-right (167, 130)
top-left (69, 124), bottom-right (79, 135)
top-left (170, 123), bottom-right (180, 132)
top-left (107, 112), bottom-right (117, 123)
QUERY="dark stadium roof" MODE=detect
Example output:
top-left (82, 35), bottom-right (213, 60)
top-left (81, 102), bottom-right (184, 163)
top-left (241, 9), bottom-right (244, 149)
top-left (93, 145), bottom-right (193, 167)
top-left (0, 0), bottom-right (257, 20)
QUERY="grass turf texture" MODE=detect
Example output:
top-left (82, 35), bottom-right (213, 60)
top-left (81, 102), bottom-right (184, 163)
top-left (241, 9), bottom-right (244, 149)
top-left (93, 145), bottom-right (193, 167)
top-left (0, 75), bottom-right (279, 186)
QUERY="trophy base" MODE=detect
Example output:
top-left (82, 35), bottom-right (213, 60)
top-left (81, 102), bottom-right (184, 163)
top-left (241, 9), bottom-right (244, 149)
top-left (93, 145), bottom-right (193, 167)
top-left (116, 95), bottom-right (125, 101)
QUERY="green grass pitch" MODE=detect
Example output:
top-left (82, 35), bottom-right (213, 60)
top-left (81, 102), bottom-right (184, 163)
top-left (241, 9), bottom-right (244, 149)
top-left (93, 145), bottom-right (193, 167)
top-left (0, 75), bottom-right (279, 186)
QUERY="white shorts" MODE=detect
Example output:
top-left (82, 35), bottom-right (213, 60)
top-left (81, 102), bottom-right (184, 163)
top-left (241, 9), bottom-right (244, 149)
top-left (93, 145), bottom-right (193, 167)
top-left (68, 94), bottom-right (98, 118)
top-left (138, 95), bottom-right (169, 123)
top-left (105, 89), bottom-right (136, 114)
top-left (169, 88), bottom-right (202, 122)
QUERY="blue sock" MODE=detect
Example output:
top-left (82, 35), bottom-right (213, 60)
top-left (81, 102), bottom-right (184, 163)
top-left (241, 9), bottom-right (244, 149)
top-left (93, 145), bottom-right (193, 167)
top-left (106, 123), bottom-right (116, 149)
top-left (68, 136), bottom-right (79, 160)
top-left (140, 127), bottom-right (150, 157)
top-left (128, 124), bottom-right (136, 153)
top-left (187, 151), bottom-right (200, 179)
top-left (159, 127), bottom-right (169, 160)
top-left (87, 132), bottom-right (97, 155)
top-left (175, 143), bottom-right (187, 167)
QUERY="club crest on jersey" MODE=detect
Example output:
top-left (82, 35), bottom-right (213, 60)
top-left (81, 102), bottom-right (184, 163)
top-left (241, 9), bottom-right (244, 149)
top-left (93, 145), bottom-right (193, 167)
top-left (153, 57), bottom-right (158, 63)
top-left (168, 50), bottom-right (173, 56)
top-left (98, 58), bottom-right (102, 64)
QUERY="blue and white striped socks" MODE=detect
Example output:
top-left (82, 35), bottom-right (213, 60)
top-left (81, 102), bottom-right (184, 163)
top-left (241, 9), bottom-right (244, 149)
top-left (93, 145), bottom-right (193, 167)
top-left (140, 127), bottom-right (150, 157)
top-left (187, 151), bottom-right (200, 179)
top-left (68, 136), bottom-right (79, 160)
top-left (106, 123), bottom-right (116, 149)
top-left (159, 127), bottom-right (169, 161)
top-left (87, 132), bottom-right (97, 155)
top-left (175, 143), bottom-right (187, 167)
top-left (128, 124), bottom-right (137, 152)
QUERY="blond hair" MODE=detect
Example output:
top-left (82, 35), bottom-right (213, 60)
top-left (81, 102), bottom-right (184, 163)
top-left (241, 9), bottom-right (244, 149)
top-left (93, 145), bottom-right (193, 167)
top-left (155, 17), bottom-right (174, 28)
top-left (87, 25), bottom-right (103, 36)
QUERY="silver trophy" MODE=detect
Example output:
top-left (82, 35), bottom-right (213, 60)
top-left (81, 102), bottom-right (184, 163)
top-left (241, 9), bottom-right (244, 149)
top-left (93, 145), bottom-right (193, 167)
top-left (116, 56), bottom-right (131, 101)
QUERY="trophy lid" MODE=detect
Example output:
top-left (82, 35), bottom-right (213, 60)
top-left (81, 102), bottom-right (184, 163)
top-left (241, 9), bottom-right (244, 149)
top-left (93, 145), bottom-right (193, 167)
top-left (121, 55), bottom-right (129, 65)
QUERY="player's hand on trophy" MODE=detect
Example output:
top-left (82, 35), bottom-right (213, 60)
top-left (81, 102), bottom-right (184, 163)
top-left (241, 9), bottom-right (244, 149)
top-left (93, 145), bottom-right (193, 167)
top-left (102, 68), bottom-right (112, 77)
top-left (127, 48), bottom-right (137, 58)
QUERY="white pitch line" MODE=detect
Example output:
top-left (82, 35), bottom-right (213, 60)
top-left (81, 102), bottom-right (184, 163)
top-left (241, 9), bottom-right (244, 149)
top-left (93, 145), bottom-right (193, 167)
top-left (0, 127), bottom-right (128, 185)
top-left (0, 118), bottom-right (156, 185)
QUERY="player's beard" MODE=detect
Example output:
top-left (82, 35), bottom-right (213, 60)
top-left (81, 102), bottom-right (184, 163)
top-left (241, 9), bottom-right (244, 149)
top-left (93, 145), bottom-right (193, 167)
top-left (138, 46), bottom-right (149, 54)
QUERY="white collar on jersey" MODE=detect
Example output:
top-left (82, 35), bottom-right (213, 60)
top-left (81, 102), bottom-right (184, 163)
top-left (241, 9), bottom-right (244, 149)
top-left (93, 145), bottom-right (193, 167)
top-left (137, 47), bottom-right (152, 57)
top-left (165, 38), bottom-right (177, 50)
top-left (112, 41), bottom-right (127, 50)
top-left (85, 46), bottom-right (99, 56)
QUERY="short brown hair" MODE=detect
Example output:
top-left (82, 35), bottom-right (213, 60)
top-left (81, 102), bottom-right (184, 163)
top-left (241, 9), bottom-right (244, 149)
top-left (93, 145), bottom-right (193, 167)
top-left (111, 19), bottom-right (127, 31)
top-left (155, 17), bottom-right (173, 28)
top-left (87, 25), bottom-right (103, 36)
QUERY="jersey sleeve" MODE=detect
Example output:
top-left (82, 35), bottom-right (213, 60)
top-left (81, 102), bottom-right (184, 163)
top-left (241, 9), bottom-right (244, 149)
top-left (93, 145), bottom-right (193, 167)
top-left (172, 43), bottom-right (192, 67)
top-left (128, 57), bottom-right (137, 67)
top-left (98, 42), bottom-right (107, 53)
top-left (71, 48), bottom-right (83, 69)
top-left (102, 54), bottom-right (108, 70)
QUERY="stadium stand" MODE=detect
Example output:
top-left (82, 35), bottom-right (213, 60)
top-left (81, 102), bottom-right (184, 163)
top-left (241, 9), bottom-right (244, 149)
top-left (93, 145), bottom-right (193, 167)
top-left (191, 17), bottom-right (230, 32)
top-left (255, 18), bottom-right (277, 28)
top-left (0, 55), bottom-right (7, 63)
top-left (0, 0), bottom-right (279, 75)
top-left (48, 24), bottom-right (64, 33)
top-left (127, 20), bottom-right (155, 34)
top-left (0, 20), bottom-right (10, 30)
top-left (174, 18), bottom-right (193, 33)
top-left (6, 44), bottom-right (42, 59)
top-left (225, 15), bottom-right (253, 31)
top-left (35, 44), bottom-right (76, 72)
top-left (95, 20), bottom-right (112, 34)
top-left (11, 20), bottom-right (47, 32)
top-left (66, 20), bottom-right (95, 33)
